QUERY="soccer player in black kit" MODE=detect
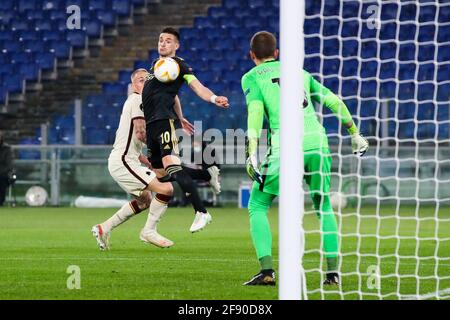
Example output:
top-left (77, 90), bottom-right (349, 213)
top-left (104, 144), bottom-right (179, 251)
top-left (142, 27), bottom-right (229, 233)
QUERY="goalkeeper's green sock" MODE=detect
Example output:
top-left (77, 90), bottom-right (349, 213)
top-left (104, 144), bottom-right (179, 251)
top-left (313, 194), bottom-right (339, 272)
top-left (248, 187), bottom-right (276, 270)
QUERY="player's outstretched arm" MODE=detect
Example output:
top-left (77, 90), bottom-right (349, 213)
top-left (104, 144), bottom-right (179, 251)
top-left (188, 79), bottom-right (229, 108)
top-left (308, 72), bottom-right (369, 156)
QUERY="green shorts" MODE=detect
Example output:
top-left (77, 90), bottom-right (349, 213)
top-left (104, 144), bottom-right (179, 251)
top-left (252, 148), bottom-right (332, 197)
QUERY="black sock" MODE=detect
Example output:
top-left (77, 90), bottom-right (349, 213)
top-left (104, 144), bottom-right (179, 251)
top-left (181, 165), bottom-right (211, 182)
top-left (166, 165), bottom-right (207, 213)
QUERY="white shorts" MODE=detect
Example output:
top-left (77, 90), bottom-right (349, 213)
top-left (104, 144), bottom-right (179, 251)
top-left (108, 155), bottom-right (156, 198)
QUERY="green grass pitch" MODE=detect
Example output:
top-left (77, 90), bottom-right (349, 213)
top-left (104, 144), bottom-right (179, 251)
top-left (0, 205), bottom-right (449, 300)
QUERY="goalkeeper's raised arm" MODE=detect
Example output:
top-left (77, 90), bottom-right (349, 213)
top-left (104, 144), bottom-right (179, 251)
top-left (308, 73), bottom-right (369, 156)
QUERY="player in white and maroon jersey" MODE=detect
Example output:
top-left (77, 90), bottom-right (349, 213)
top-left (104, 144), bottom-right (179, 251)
top-left (92, 68), bottom-right (175, 250)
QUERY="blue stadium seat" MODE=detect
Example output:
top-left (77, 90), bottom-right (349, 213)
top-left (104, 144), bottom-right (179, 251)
top-left (42, 0), bottom-right (64, 10)
top-left (48, 41), bottom-right (71, 59)
top-left (83, 19), bottom-right (103, 38)
top-left (34, 19), bottom-right (54, 31)
top-left (35, 52), bottom-right (56, 70)
top-left (0, 86), bottom-right (8, 105)
top-left (418, 63), bottom-right (434, 82)
top-left (223, 0), bottom-right (244, 10)
top-left (89, 0), bottom-right (108, 11)
top-left (399, 24), bottom-right (417, 41)
top-left (11, 52), bottom-right (35, 64)
top-left (323, 0), bottom-right (340, 16)
top-left (323, 19), bottom-right (340, 37)
top-left (4, 75), bottom-right (25, 93)
top-left (323, 58), bottom-right (340, 76)
top-left (0, 10), bottom-right (15, 25)
top-left (18, 138), bottom-right (41, 160)
top-left (438, 44), bottom-right (450, 62)
top-left (379, 61), bottom-right (396, 80)
top-left (0, 64), bottom-right (13, 75)
top-left (420, 4), bottom-right (436, 22)
top-left (54, 115), bottom-right (75, 129)
top-left (66, 30), bottom-right (87, 48)
top-left (323, 38), bottom-right (339, 56)
top-left (94, 10), bottom-right (117, 27)
top-left (102, 82), bottom-right (127, 95)
top-left (0, 30), bottom-right (14, 41)
top-left (195, 16), bottom-right (218, 29)
top-left (248, 0), bottom-right (266, 9)
top-left (399, 3), bottom-right (417, 22)
top-left (417, 83), bottom-right (435, 102)
top-left (10, 19), bottom-right (30, 31)
top-left (398, 43), bottom-right (416, 61)
top-left (0, 1), bottom-right (14, 11)
top-left (398, 81), bottom-right (415, 101)
top-left (208, 6), bottom-right (227, 19)
top-left (398, 63), bottom-right (416, 81)
top-left (23, 41), bottom-right (46, 53)
top-left (360, 61), bottom-right (377, 79)
top-left (437, 64), bottom-right (450, 83)
top-left (1, 40), bottom-right (22, 52)
top-left (418, 44), bottom-right (435, 62)
top-left (19, 64), bottom-right (41, 81)
top-left (18, 0), bottom-right (38, 13)
top-left (18, 30), bottom-right (41, 42)
top-left (118, 70), bottom-right (132, 84)
top-left (438, 25), bottom-right (450, 43)
top-left (84, 128), bottom-right (109, 145)
top-left (112, 0), bottom-right (131, 17)
top-left (438, 6), bottom-right (450, 23)
top-left (134, 60), bottom-right (150, 70)
top-left (42, 30), bottom-right (63, 41)
top-left (49, 11), bottom-right (67, 20)
top-left (438, 83), bottom-right (450, 101)
top-left (219, 17), bottom-right (241, 29)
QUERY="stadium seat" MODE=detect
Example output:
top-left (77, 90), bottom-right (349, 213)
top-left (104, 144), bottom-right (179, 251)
top-left (399, 24), bottom-right (417, 41)
top-left (48, 41), bottom-right (72, 59)
top-left (83, 19), bottom-right (103, 38)
top-left (66, 30), bottom-right (88, 48)
top-left (0, 86), bottom-right (8, 105)
top-left (417, 83), bottom-right (435, 102)
top-left (94, 10), bottom-right (117, 27)
top-left (102, 82), bottom-right (127, 95)
top-left (224, 0), bottom-right (244, 10)
top-left (195, 16), bottom-right (218, 29)
top-left (0, 1), bottom-right (14, 11)
top-left (4, 75), bottom-right (25, 93)
top-left (112, 0), bottom-right (132, 17)
top-left (35, 52), bottom-right (56, 70)
top-left (89, 0), bottom-right (108, 11)
top-left (1, 40), bottom-right (22, 52)
top-left (323, 19), bottom-right (340, 37)
top-left (208, 6), bottom-right (227, 19)
top-left (84, 128), bottom-right (109, 145)
top-left (10, 19), bottom-right (30, 31)
top-left (23, 41), bottom-right (46, 53)
top-left (19, 64), bottom-right (41, 82)
top-left (18, 0), bottom-right (38, 13)
top-left (34, 19), bottom-right (54, 31)
top-left (323, 0), bottom-right (340, 16)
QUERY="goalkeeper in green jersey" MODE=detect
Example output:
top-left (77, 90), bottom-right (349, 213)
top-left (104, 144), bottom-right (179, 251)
top-left (241, 31), bottom-right (369, 286)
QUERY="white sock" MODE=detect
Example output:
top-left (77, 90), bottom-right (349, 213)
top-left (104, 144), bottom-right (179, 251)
top-left (102, 202), bottom-right (136, 233)
top-left (143, 197), bottom-right (169, 233)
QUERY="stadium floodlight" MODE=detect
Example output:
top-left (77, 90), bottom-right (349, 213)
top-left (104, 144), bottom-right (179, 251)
top-left (279, 0), bottom-right (306, 300)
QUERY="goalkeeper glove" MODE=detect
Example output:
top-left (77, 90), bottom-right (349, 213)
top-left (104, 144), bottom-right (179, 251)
top-left (246, 154), bottom-right (263, 184)
top-left (245, 136), bottom-right (263, 184)
top-left (351, 133), bottom-right (369, 156)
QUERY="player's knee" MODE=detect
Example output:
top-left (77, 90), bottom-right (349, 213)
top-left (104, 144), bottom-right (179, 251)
top-left (161, 182), bottom-right (174, 197)
top-left (138, 190), bottom-right (152, 206)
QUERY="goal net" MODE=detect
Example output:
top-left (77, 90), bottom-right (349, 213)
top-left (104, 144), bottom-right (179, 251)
top-left (301, 0), bottom-right (450, 299)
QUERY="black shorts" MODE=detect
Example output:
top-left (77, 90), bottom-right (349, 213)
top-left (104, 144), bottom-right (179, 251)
top-left (147, 119), bottom-right (181, 169)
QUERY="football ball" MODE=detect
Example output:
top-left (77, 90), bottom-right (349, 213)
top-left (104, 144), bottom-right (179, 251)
top-left (153, 57), bottom-right (180, 83)
top-left (330, 192), bottom-right (348, 210)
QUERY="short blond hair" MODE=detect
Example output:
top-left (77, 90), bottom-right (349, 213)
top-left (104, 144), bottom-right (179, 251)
top-left (131, 68), bottom-right (149, 82)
